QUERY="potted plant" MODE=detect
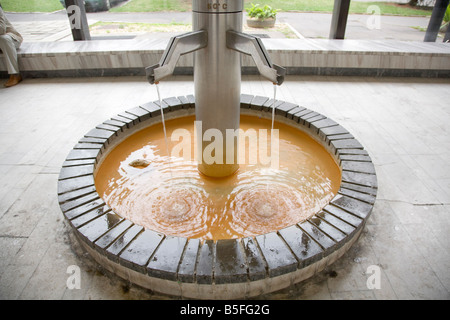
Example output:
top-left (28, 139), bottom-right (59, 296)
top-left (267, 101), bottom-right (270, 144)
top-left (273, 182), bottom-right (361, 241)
top-left (440, 4), bottom-right (449, 34)
top-left (246, 3), bottom-right (279, 28)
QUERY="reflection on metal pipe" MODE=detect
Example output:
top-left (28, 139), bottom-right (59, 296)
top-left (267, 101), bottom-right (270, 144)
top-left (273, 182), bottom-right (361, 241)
top-left (146, 30), bottom-right (208, 84)
top-left (226, 30), bottom-right (285, 85)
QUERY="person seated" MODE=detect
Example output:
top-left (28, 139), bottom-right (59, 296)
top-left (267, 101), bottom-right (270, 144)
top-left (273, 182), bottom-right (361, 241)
top-left (0, 6), bottom-right (23, 88)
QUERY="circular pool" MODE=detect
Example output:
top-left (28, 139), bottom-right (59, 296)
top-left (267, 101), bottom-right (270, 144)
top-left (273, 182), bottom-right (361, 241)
top-left (57, 94), bottom-right (377, 299)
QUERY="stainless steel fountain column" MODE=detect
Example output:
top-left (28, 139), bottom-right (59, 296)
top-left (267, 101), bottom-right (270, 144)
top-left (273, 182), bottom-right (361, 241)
top-left (193, 0), bottom-right (243, 177)
top-left (146, 0), bottom-right (285, 177)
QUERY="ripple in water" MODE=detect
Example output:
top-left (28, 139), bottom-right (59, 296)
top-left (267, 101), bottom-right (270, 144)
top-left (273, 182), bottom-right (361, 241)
top-left (95, 115), bottom-right (341, 240)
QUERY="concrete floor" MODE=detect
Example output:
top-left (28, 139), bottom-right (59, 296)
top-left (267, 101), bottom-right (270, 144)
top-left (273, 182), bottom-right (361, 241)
top-left (0, 75), bottom-right (449, 300)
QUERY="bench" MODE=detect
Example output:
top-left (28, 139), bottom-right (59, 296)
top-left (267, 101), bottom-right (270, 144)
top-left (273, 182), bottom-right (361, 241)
top-left (1, 38), bottom-right (449, 78)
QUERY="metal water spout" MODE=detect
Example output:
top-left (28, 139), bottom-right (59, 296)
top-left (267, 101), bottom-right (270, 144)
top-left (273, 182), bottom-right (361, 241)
top-left (146, 0), bottom-right (285, 177)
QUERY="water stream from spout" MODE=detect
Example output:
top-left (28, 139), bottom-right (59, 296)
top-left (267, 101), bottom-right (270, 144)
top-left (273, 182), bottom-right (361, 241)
top-left (155, 83), bottom-right (170, 157)
top-left (267, 84), bottom-right (277, 195)
top-left (271, 84), bottom-right (277, 133)
top-left (155, 83), bottom-right (173, 179)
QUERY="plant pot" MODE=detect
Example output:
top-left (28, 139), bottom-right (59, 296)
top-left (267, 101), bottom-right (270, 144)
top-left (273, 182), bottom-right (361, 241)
top-left (246, 17), bottom-right (276, 29)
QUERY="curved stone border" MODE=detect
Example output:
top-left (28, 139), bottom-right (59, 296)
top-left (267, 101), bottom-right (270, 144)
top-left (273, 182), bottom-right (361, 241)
top-left (57, 94), bottom-right (377, 299)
